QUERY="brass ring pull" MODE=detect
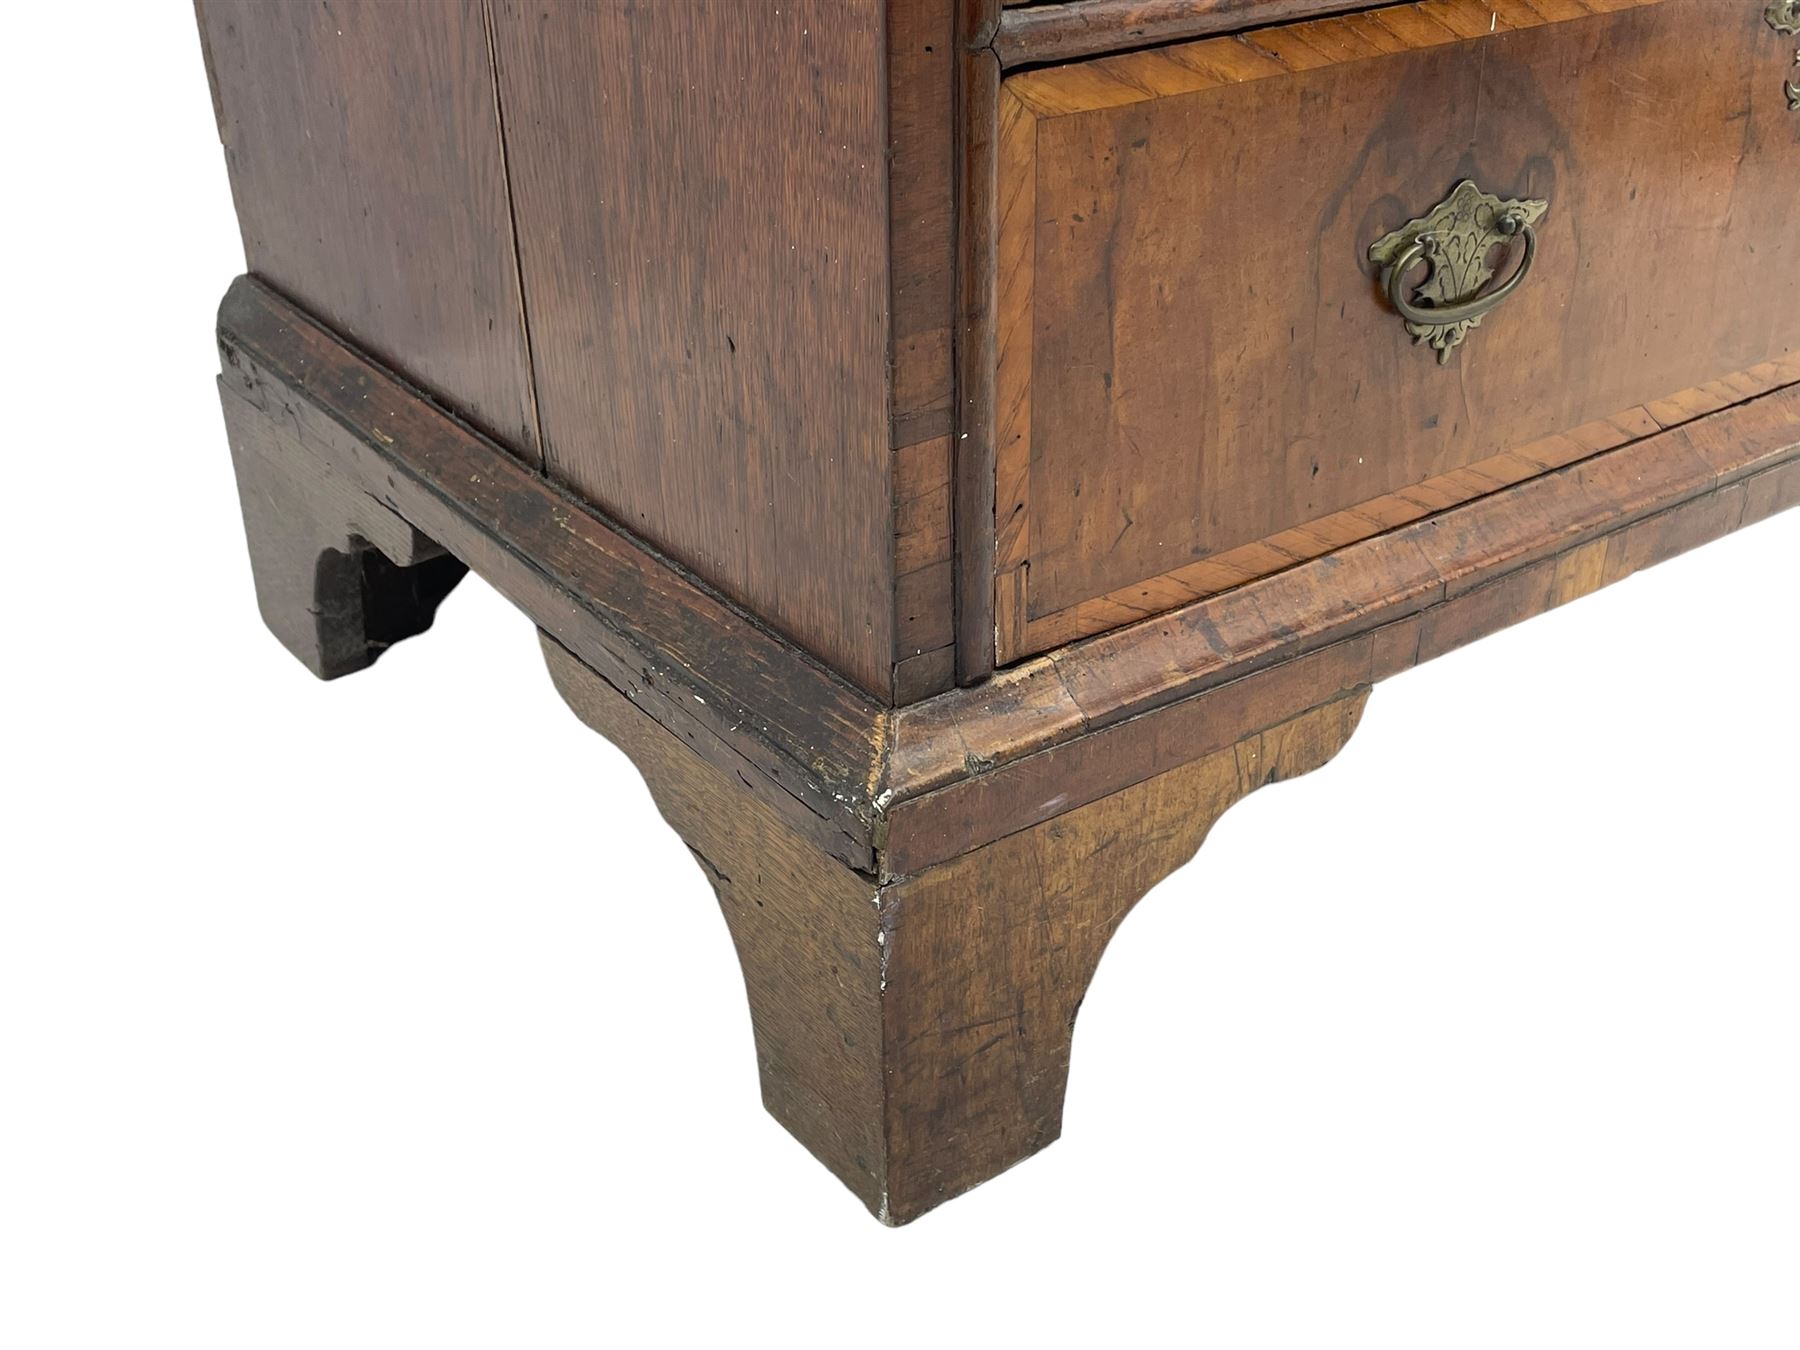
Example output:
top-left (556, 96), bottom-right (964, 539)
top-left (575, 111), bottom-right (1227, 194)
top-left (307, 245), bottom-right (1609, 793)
top-left (1367, 180), bottom-right (1550, 364)
top-left (1767, 0), bottom-right (1800, 110)
top-left (1383, 211), bottom-right (1537, 330)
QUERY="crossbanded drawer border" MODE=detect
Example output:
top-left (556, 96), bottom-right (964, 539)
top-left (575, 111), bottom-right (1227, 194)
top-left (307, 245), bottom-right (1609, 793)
top-left (988, 0), bottom-right (1777, 665)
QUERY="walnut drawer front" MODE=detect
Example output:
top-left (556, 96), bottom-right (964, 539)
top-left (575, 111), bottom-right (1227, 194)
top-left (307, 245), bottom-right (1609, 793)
top-left (993, 0), bottom-right (1800, 661)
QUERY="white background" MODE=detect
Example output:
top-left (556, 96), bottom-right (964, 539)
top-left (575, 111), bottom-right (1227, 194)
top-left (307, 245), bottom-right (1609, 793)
top-left (4, 5), bottom-right (1797, 1347)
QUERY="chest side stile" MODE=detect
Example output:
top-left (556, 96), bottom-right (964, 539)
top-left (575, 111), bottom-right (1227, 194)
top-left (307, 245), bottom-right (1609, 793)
top-left (486, 1), bottom-right (900, 700)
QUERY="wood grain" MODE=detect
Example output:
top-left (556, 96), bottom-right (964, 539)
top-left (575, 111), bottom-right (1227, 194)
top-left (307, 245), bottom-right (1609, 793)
top-left (485, 1), bottom-right (896, 697)
top-left (995, 0), bottom-right (1383, 66)
top-left (1019, 359), bottom-right (1800, 650)
top-left (194, 0), bottom-right (541, 460)
top-left (544, 631), bottom-right (1365, 1224)
top-left (894, 436), bottom-right (955, 578)
top-left (888, 0), bottom-right (960, 448)
top-left (879, 690), bottom-right (1366, 1220)
top-left (216, 272), bottom-right (1800, 878)
top-left (216, 277), bottom-right (886, 871)
top-left (541, 636), bottom-right (889, 1217)
top-left (887, 1), bottom-right (992, 695)
top-left (885, 380), bottom-right (1800, 871)
top-left (220, 389), bottom-right (465, 680)
top-left (994, 0), bottom-right (1800, 660)
top-left (895, 648), bottom-right (960, 703)
top-left (957, 35), bottom-right (1004, 683)
top-left (893, 435), bottom-right (957, 694)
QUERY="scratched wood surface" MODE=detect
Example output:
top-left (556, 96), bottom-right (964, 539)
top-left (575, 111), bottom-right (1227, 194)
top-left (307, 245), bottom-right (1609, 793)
top-left (887, 0), bottom-right (963, 696)
top-left (994, 0), bottom-right (1800, 661)
top-left (541, 635), bottom-right (891, 1217)
top-left (216, 278), bottom-right (888, 871)
top-left (888, 0), bottom-right (960, 452)
top-left (545, 630), bottom-right (1366, 1224)
top-left (485, 0), bottom-right (897, 697)
top-left (893, 433), bottom-right (958, 699)
top-left (995, 0), bottom-right (1384, 66)
top-left (958, 28), bottom-right (1005, 682)
top-left (220, 388), bottom-right (466, 681)
top-left (876, 689), bottom-right (1368, 1220)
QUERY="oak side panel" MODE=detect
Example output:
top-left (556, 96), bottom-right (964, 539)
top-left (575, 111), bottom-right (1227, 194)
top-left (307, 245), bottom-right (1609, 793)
top-left (194, 0), bottom-right (540, 461)
top-left (487, 1), bottom-right (895, 697)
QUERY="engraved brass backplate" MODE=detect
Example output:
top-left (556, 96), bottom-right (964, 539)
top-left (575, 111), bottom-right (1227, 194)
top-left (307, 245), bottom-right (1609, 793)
top-left (1368, 180), bottom-right (1549, 363)
top-left (1769, 0), bottom-right (1800, 110)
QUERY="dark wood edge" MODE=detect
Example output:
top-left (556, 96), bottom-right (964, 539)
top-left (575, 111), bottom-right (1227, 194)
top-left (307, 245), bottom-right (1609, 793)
top-left (993, 0), bottom-right (1389, 68)
top-left (877, 384), bottom-right (1800, 872)
top-left (192, 1), bottom-right (227, 133)
top-left (954, 6), bottom-right (1001, 684)
top-left (216, 276), bottom-right (886, 869)
top-left (217, 275), bottom-right (1798, 883)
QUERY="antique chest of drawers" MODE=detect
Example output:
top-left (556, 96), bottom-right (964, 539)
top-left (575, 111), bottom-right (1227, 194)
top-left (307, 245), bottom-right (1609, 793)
top-left (196, 0), bottom-right (1800, 1222)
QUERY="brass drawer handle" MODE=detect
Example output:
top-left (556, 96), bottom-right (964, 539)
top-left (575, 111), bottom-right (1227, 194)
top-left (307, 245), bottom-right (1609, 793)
top-left (1769, 0), bottom-right (1800, 110)
top-left (1369, 180), bottom-right (1549, 364)
top-left (1385, 214), bottom-right (1536, 328)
